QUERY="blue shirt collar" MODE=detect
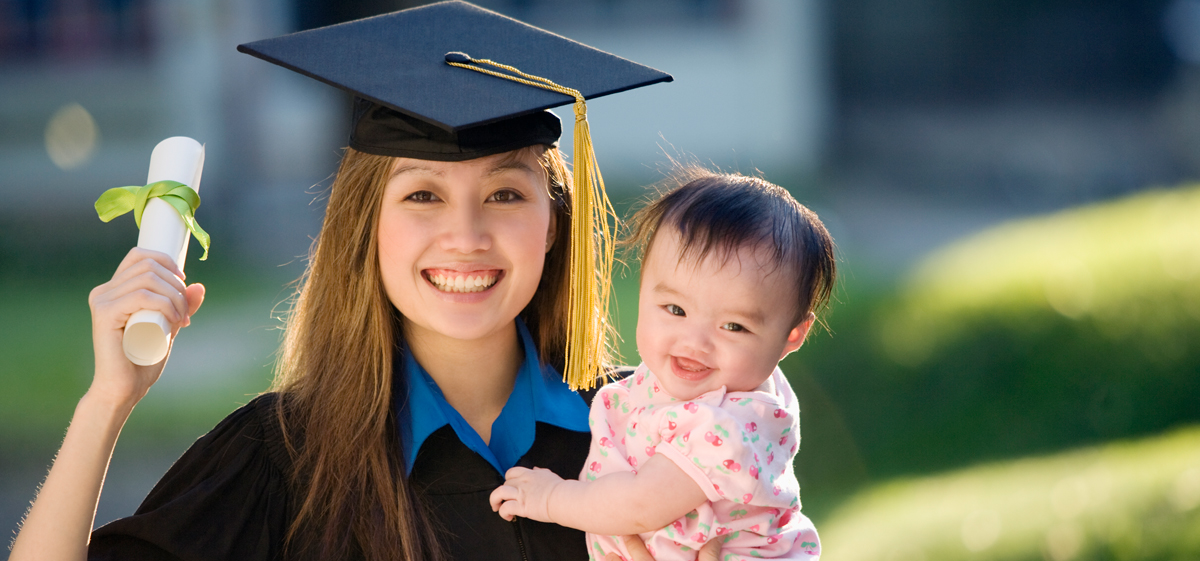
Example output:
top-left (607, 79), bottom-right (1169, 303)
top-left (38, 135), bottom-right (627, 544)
top-left (398, 318), bottom-right (591, 474)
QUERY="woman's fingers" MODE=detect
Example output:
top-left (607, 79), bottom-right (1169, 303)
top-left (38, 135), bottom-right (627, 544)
top-left (105, 250), bottom-right (186, 302)
top-left (94, 265), bottom-right (186, 321)
top-left (616, 535), bottom-right (653, 561)
top-left (93, 270), bottom-right (187, 325)
top-left (114, 247), bottom-right (184, 282)
top-left (183, 283), bottom-right (205, 327)
top-left (603, 535), bottom-right (721, 561)
top-left (116, 254), bottom-right (186, 296)
top-left (697, 538), bottom-right (722, 561)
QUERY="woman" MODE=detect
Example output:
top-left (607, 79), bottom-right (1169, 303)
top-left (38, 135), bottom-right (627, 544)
top-left (10, 2), bottom-right (717, 561)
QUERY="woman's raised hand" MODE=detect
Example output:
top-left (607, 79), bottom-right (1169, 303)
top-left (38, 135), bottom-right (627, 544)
top-left (604, 535), bottom-right (722, 561)
top-left (9, 248), bottom-right (205, 561)
top-left (88, 247), bottom-right (205, 408)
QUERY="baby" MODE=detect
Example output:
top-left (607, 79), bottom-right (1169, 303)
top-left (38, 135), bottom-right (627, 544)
top-left (490, 169), bottom-right (835, 560)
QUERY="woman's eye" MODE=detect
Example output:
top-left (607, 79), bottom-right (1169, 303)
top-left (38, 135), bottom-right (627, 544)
top-left (406, 190), bottom-right (439, 203)
top-left (721, 322), bottom-right (746, 332)
top-left (489, 189), bottom-right (524, 203)
top-left (665, 304), bottom-right (685, 317)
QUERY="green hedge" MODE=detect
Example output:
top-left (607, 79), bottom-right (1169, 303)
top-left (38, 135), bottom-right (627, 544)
top-left (786, 186), bottom-right (1200, 513)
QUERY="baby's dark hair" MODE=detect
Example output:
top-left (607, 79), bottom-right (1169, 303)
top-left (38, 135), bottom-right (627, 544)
top-left (624, 167), bottom-right (836, 324)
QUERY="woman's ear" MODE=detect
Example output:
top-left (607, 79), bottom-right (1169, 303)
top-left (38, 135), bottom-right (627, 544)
top-left (779, 312), bottom-right (816, 360)
top-left (545, 206), bottom-right (557, 253)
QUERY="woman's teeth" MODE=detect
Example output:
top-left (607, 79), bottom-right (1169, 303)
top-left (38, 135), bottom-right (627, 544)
top-left (428, 273), bottom-right (498, 293)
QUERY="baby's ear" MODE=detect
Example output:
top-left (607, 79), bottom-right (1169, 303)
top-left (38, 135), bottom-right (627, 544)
top-left (779, 312), bottom-right (816, 360)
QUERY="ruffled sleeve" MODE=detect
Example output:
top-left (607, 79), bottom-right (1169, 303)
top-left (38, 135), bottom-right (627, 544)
top-left (654, 399), bottom-right (791, 508)
top-left (88, 394), bottom-right (294, 561)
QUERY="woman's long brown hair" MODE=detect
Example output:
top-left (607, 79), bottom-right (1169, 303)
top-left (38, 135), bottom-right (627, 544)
top-left (270, 145), bottom-right (576, 561)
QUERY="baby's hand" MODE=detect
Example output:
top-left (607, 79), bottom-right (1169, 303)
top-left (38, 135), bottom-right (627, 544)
top-left (489, 466), bottom-right (565, 524)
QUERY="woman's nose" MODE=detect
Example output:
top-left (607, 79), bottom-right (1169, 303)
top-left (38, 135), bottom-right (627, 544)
top-left (438, 203), bottom-right (491, 253)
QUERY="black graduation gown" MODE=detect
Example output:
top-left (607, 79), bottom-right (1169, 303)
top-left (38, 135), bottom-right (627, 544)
top-left (86, 375), bottom-right (622, 561)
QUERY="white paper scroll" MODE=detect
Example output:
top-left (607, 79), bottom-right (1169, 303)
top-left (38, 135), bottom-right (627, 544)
top-left (123, 137), bottom-right (205, 366)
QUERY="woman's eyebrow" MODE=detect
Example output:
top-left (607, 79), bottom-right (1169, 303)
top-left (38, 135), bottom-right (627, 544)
top-left (391, 164), bottom-right (445, 178)
top-left (486, 161), bottom-right (538, 177)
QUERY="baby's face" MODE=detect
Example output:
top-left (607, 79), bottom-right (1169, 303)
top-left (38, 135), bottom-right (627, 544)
top-left (635, 227), bottom-right (812, 401)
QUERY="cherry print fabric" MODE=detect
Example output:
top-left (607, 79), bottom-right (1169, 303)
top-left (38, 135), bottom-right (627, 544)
top-left (580, 364), bottom-right (820, 561)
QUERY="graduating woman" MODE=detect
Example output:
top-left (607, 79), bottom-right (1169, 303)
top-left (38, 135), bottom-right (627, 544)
top-left (9, 2), bottom-right (721, 560)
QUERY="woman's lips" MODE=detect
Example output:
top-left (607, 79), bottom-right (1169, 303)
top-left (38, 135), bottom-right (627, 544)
top-left (423, 269), bottom-right (501, 293)
top-left (670, 355), bottom-right (712, 381)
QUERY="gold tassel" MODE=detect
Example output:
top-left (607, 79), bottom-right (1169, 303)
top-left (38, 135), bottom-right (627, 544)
top-left (447, 53), bottom-right (614, 390)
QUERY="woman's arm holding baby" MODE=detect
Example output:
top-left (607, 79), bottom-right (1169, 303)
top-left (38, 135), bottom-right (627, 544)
top-left (9, 249), bottom-right (204, 561)
top-left (490, 454), bottom-right (708, 536)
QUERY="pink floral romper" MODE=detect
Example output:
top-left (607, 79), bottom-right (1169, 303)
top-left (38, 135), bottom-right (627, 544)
top-left (580, 364), bottom-right (821, 561)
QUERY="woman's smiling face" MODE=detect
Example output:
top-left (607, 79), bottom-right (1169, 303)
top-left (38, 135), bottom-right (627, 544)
top-left (377, 148), bottom-right (555, 346)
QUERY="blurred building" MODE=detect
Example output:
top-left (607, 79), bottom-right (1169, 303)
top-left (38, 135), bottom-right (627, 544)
top-left (4, 0), bottom-right (1199, 272)
top-left (0, 0), bottom-right (829, 266)
top-left (829, 0), bottom-right (1187, 211)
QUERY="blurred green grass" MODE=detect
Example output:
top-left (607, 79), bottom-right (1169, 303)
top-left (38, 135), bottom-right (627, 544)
top-left (820, 424), bottom-right (1200, 561)
top-left (0, 262), bottom-right (287, 458)
top-left (0, 279), bottom-right (95, 447)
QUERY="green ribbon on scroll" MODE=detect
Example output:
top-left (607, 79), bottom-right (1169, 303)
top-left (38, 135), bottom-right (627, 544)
top-left (94, 180), bottom-right (210, 260)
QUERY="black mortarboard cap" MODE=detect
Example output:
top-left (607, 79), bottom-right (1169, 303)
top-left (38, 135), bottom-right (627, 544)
top-left (236, 0), bottom-right (673, 161)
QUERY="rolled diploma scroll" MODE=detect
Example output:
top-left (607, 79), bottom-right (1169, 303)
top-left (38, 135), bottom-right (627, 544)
top-left (122, 137), bottom-right (205, 366)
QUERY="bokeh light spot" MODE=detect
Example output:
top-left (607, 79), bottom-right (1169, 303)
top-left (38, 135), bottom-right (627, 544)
top-left (1170, 467), bottom-right (1200, 512)
top-left (1082, 464), bottom-right (1113, 508)
top-left (45, 102), bottom-right (99, 170)
top-left (960, 509), bottom-right (1001, 552)
top-left (1044, 522), bottom-right (1085, 561)
top-left (1051, 476), bottom-right (1090, 519)
top-left (1044, 260), bottom-right (1094, 319)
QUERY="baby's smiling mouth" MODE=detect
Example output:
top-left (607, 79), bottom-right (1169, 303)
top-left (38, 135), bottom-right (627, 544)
top-left (671, 355), bottom-right (712, 380)
top-left (424, 270), bottom-right (500, 293)
top-left (675, 356), bottom-right (709, 371)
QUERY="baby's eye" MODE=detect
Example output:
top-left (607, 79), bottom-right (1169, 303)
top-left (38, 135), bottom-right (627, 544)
top-left (721, 322), bottom-right (746, 332)
top-left (489, 189), bottom-right (525, 203)
top-left (665, 304), bottom-right (686, 317)
top-left (406, 190), bottom-right (439, 203)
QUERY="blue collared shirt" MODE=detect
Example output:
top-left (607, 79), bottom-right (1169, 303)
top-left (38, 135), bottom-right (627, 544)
top-left (397, 319), bottom-right (591, 474)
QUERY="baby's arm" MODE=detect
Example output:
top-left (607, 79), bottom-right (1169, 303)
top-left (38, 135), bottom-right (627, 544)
top-left (489, 454), bottom-right (708, 536)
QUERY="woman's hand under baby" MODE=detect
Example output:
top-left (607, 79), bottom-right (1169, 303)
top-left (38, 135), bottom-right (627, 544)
top-left (490, 466), bottom-right (564, 523)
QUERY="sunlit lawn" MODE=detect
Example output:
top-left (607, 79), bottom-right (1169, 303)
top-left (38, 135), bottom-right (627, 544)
top-left (821, 425), bottom-right (1200, 561)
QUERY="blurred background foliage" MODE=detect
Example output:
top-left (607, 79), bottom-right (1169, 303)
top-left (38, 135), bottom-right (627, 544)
top-left (782, 186), bottom-right (1200, 559)
top-left (802, 185), bottom-right (1200, 482)
top-left (4, 0), bottom-right (1200, 559)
